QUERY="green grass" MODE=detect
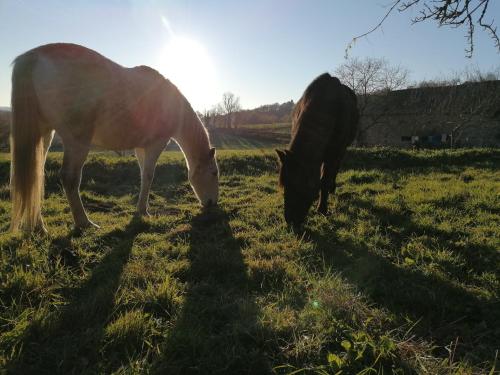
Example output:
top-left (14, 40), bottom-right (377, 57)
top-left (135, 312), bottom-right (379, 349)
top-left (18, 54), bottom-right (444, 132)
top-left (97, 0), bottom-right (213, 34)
top-left (207, 124), bottom-right (291, 149)
top-left (163, 126), bottom-right (290, 151)
top-left (208, 130), bottom-right (284, 149)
top-left (0, 148), bottom-right (499, 374)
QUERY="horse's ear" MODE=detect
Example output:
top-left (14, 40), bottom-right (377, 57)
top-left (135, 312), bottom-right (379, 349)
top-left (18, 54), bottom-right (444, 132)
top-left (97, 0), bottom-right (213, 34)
top-left (208, 147), bottom-right (216, 158)
top-left (276, 149), bottom-right (287, 164)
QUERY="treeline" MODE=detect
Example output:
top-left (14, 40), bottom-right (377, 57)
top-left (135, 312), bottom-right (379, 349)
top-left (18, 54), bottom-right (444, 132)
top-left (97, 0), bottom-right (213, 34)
top-left (235, 101), bottom-right (294, 126)
top-left (199, 99), bottom-right (294, 129)
top-left (410, 64), bottom-right (500, 88)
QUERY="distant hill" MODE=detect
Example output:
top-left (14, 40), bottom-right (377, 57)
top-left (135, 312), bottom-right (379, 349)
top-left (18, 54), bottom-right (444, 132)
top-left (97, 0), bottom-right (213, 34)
top-left (205, 100), bottom-right (295, 129)
top-left (236, 101), bottom-right (294, 126)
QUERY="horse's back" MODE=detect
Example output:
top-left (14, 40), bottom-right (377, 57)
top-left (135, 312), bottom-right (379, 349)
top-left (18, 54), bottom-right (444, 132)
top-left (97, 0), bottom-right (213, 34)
top-left (291, 73), bottom-right (358, 156)
top-left (19, 43), bottom-right (120, 94)
top-left (17, 44), bottom-right (119, 129)
top-left (16, 43), bottom-right (114, 69)
top-left (337, 83), bottom-right (359, 146)
top-left (13, 44), bottom-right (179, 149)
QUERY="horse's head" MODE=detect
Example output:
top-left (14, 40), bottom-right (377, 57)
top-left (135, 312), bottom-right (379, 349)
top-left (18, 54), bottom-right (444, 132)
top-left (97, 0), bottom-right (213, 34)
top-left (189, 147), bottom-right (219, 208)
top-left (276, 149), bottom-right (320, 228)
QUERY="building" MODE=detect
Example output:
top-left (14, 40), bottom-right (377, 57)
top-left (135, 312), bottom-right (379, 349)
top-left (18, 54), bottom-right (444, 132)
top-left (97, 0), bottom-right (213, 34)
top-left (359, 81), bottom-right (500, 148)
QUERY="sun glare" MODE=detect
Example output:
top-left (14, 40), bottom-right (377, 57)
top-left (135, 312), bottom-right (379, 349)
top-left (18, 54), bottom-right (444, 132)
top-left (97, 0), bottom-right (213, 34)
top-left (157, 36), bottom-right (218, 111)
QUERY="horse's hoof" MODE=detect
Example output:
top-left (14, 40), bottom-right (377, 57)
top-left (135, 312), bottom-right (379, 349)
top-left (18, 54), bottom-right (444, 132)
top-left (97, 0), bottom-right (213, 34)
top-left (23, 225), bottom-right (48, 236)
top-left (75, 221), bottom-right (100, 230)
top-left (40, 228), bottom-right (49, 235)
top-left (290, 223), bottom-right (305, 234)
top-left (317, 207), bottom-right (329, 216)
top-left (36, 225), bottom-right (49, 234)
top-left (135, 211), bottom-right (151, 218)
top-left (19, 222), bottom-right (48, 235)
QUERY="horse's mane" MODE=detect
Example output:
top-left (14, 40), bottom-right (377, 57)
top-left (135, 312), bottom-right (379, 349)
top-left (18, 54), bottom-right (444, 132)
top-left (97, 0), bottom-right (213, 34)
top-left (133, 65), bottom-right (164, 79)
top-left (293, 73), bottom-right (342, 124)
top-left (282, 73), bottom-right (353, 182)
top-left (131, 65), bottom-right (197, 120)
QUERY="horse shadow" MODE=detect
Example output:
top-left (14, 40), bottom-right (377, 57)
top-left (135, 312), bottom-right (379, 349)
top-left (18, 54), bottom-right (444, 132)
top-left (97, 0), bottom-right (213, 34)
top-left (349, 196), bottom-right (499, 278)
top-left (152, 208), bottom-right (271, 374)
top-left (343, 148), bottom-right (500, 172)
top-left (42, 157), bottom-right (189, 199)
top-left (306, 196), bottom-right (499, 367)
top-left (5, 216), bottom-right (149, 375)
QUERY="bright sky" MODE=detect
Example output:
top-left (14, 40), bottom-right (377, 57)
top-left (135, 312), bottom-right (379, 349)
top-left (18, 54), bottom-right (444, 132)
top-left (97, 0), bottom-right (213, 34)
top-left (0, 0), bottom-right (499, 111)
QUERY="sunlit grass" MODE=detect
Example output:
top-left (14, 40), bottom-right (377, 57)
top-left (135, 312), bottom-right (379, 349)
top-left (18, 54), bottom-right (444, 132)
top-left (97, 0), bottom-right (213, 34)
top-left (0, 148), bottom-right (498, 374)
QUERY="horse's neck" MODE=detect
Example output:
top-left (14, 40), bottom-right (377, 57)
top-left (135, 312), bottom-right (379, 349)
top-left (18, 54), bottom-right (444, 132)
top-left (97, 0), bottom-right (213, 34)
top-left (173, 112), bottom-right (209, 170)
top-left (290, 118), bottom-right (331, 165)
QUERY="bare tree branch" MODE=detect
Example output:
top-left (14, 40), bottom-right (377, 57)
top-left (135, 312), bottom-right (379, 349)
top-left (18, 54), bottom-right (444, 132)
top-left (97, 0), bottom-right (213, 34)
top-left (347, 0), bottom-right (499, 58)
top-left (335, 57), bottom-right (410, 143)
top-left (345, 1), bottom-right (402, 58)
top-left (221, 92), bottom-right (241, 129)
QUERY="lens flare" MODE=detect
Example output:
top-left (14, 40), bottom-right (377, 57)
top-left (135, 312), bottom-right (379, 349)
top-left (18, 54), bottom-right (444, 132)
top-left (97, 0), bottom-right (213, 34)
top-left (157, 36), bottom-right (218, 111)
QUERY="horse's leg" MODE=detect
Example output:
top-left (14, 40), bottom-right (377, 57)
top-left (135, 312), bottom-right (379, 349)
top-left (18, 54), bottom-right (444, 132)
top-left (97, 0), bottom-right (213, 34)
top-left (135, 141), bottom-right (166, 216)
top-left (135, 147), bottom-right (148, 215)
top-left (317, 156), bottom-right (343, 215)
top-left (34, 130), bottom-right (55, 233)
top-left (43, 131), bottom-right (55, 162)
top-left (60, 141), bottom-right (97, 229)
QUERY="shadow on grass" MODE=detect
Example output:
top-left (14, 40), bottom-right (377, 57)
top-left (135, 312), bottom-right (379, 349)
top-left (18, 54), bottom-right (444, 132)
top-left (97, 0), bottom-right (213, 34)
top-left (56, 159), bottom-right (187, 198)
top-left (343, 148), bottom-right (500, 172)
top-left (349, 197), bottom-right (500, 279)
top-left (152, 208), bottom-right (271, 375)
top-left (38, 154), bottom-right (280, 199)
top-left (307, 197), bottom-right (499, 368)
top-left (5, 217), bottom-right (149, 375)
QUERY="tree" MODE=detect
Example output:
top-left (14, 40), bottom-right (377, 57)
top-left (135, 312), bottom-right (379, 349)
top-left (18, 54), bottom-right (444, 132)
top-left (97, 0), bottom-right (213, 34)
top-left (348, 0), bottom-right (499, 58)
top-left (435, 81), bottom-right (499, 148)
top-left (199, 108), bottom-right (215, 129)
top-left (462, 64), bottom-right (500, 82)
top-left (413, 63), bottom-right (500, 87)
top-left (221, 92), bottom-right (241, 129)
top-left (336, 57), bottom-right (409, 96)
top-left (335, 57), bottom-right (410, 143)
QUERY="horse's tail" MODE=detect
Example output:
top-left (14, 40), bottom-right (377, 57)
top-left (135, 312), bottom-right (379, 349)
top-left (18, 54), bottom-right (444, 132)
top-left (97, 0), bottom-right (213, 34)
top-left (10, 52), bottom-right (45, 233)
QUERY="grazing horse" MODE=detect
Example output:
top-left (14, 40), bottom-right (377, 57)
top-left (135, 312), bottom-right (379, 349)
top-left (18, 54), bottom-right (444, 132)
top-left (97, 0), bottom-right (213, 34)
top-left (10, 43), bottom-right (219, 233)
top-left (276, 73), bottom-right (358, 228)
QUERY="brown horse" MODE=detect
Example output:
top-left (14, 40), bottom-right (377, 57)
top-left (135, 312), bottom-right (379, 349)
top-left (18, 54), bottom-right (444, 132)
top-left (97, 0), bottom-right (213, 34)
top-left (10, 43), bottom-right (219, 233)
top-left (276, 73), bottom-right (358, 228)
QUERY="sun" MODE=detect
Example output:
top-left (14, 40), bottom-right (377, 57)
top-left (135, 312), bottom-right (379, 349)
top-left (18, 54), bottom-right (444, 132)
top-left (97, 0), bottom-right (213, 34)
top-left (157, 36), bottom-right (218, 111)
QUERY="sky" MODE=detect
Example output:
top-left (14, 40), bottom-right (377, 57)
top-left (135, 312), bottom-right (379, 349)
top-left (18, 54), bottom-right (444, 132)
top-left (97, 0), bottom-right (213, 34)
top-left (0, 0), bottom-right (499, 111)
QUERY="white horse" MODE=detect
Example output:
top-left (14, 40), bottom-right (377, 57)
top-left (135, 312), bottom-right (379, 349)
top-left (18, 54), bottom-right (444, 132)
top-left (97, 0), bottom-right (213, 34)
top-left (10, 43), bottom-right (219, 233)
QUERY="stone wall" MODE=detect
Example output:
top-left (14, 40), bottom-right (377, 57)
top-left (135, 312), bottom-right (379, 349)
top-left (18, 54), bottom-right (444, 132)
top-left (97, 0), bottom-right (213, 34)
top-left (359, 81), bottom-right (500, 148)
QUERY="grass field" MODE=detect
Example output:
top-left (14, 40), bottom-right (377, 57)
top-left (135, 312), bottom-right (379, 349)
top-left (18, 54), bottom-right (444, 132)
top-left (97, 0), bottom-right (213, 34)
top-left (0, 148), bottom-right (499, 374)
top-left (205, 125), bottom-right (291, 150)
